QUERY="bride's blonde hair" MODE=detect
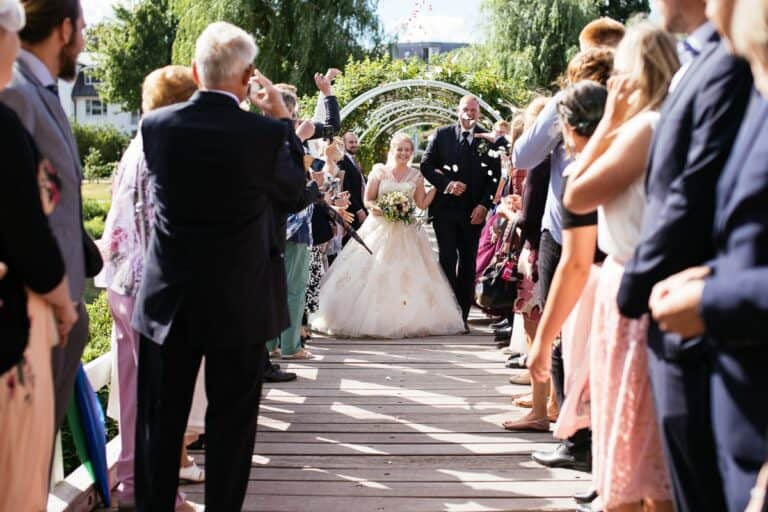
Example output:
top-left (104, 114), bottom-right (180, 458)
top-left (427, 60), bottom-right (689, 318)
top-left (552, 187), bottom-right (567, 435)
top-left (385, 132), bottom-right (415, 169)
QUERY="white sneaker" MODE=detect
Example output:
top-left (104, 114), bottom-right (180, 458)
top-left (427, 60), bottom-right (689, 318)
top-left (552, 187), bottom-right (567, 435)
top-left (179, 461), bottom-right (205, 483)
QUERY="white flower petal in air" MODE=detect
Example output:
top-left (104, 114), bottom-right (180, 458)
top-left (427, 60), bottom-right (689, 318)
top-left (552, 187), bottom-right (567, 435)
top-left (481, 162), bottom-right (488, 167)
top-left (487, 171), bottom-right (493, 176)
top-left (443, 165), bottom-right (451, 171)
top-left (452, 165), bottom-right (458, 172)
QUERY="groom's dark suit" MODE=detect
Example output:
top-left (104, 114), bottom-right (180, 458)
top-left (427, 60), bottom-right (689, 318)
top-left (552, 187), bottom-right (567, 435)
top-left (132, 91), bottom-right (306, 511)
top-left (421, 125), bottom-right (501, 320)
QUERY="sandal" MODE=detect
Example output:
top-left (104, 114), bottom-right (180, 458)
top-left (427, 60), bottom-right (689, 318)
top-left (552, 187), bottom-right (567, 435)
top-left (179, 460), bottom-right (205, 483)
top-left (282, 348), bottom-right (313, 360)
top-left (513, 394), bottom-right (533, 408)
top-left (502, 416), bottom-right (550, 432)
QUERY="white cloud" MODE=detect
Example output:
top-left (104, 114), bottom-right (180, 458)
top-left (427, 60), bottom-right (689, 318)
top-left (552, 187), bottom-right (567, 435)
top-left (384, 13), bottom-right (479, 44)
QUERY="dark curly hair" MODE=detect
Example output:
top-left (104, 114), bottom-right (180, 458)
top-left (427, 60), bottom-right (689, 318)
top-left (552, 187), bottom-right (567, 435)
top-left (567, 47), bottom-right (614, 86)
top-left (556, 81), bottom-right (608, 137)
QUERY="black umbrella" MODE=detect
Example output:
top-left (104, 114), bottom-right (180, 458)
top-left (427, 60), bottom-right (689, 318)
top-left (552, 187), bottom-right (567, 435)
top-left (324, 206), bottom-right (373, 255)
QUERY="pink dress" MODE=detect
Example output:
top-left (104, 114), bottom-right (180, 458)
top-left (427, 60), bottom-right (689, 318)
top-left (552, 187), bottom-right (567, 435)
top-left (590, 256), bottom-right (671, 507)
top-left (553, 263), bottom-right (600, 439)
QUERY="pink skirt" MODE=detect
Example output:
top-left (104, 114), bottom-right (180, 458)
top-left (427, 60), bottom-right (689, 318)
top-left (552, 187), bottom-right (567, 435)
top-left (553, 264), bottom-right (600, 439)
top-left (0, 293), bottom-right (55, 511)
top-left (590, 257), bottom-right (672, 507)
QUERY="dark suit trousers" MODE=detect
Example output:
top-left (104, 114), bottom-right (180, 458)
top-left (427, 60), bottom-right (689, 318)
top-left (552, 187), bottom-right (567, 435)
top-left (646, 322), bottom-right (726, 512)
top-left (433, 212), bottom-right (482, 321)
top-left (711, 346), bottom-right (768, 512)
top-left (135, 310), bottom-right (266, 511)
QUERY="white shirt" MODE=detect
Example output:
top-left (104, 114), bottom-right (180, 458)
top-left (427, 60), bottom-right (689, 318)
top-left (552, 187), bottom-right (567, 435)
top-left (457, 124), bottom-right (476, 145)
top-left (18, 49), bottom-right (57, 88)
top-left (669, 23), bottom-right (711, 93)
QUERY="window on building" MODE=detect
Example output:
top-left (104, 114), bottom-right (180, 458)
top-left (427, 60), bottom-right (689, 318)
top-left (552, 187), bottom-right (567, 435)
top-left (130, 111), bottom-right (139, 125)
top-left (86, 99), bottom-right (105, 116)
top-left (83, 72), bottom-right (101, 86)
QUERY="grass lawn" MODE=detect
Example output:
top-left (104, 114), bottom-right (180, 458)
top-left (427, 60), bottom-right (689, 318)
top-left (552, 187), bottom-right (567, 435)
top-left (82, 180), bottom-right (111, 202)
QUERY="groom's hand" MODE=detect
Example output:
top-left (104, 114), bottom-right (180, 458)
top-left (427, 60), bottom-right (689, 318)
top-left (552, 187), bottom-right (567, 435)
top-left (470, 205), bottom-right (487, 225)
top-left (446, 181), bottom-right (467, 196)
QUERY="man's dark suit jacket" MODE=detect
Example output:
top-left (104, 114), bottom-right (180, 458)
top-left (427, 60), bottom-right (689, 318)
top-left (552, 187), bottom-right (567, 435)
top-left (338, 154), bottom-right (367, 228)
top-left (617, 25), bottom-right (753, 358)
top-left (701, 91), bottom-right (768, 344)
top-left (421, 125), bottom-right (502, 217)
top-left (132, 91), bottom-right (306, 347)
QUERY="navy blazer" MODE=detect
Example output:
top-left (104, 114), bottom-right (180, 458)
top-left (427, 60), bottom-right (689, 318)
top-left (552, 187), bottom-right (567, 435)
top-left (617, 25), bottom-right (753, 357)
top-left (132, 91), bottom-right (306, 347)
top-left (420, 125), bottom-right (502, 216)
top-left (701, 92), bottom-right (768, 345)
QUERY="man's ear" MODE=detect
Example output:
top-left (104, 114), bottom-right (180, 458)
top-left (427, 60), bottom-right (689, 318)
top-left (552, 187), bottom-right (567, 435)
top-left (58, 17), bottom-right (74, 46)
top-left (192, 61), bottom-right (201, 87)
top-left (242, 64), bottom-right (254, 86)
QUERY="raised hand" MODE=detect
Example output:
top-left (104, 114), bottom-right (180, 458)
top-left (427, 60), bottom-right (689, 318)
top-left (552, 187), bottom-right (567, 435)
top-left (603, 75), bottom-right (638, 128)
top-left (249, 69), bottom-right (291, 119)
top-left (296, 120), bottom-right (316, 142)
top-left (314, 71), bottom-right (337, 97)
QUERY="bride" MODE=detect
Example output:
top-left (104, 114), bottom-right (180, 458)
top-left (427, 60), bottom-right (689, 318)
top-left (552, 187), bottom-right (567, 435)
top-left (311, 133), bottom-right (465, 338)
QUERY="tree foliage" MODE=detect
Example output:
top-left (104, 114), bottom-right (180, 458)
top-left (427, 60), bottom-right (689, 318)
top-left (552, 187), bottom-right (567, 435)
top-left (170, 0), bottom-right (384, 95)
top-left (482, 0), bottom-right (599, 90)
top-left (88, 0), bottom-right (177, 113)
top-left (600, 0), bottom-right (650, 23)
top-left (301, 55), bottom-right (531, 173)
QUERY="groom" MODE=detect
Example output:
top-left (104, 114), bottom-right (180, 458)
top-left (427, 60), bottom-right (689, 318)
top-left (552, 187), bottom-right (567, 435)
top-left (421, 95), bottom-right (501, 331)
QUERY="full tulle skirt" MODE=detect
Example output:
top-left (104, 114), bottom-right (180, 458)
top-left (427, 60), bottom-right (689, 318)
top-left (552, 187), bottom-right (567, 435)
top-left (311, 215), bottom-right (465, 338)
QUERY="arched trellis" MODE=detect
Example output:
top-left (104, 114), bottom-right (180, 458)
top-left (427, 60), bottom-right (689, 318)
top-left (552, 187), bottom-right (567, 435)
top-left (339, 79), bottom-right (504, 124)
top-left (358, 102), bottom-right (457, 142)
top-left (366, 111), bottom-right (455, 145)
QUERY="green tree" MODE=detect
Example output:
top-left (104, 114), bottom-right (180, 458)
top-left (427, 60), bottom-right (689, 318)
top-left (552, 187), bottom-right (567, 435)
top-left (600, 0), bottom-right (650, 24)
top-left (482, 0), bottom-right (599, 90)
top-left (88, 0), bottom-right (178, 113)
top-left (170, 0), bottom-right (384, 96)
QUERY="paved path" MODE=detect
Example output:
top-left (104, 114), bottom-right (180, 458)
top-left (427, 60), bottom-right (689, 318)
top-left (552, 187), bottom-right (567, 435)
top-left (181, 320), bottom-right (591, 511)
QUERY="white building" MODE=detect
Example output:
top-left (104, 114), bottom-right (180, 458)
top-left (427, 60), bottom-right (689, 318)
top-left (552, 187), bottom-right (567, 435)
top-left (58, 52), bottom-right (139, 134)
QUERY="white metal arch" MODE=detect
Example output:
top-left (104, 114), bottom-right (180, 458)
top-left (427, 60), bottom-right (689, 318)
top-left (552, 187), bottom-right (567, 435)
top-left (368, 112), bottom-right (456, 143)
top-left (340, 79), bottom-right (503, 123)
top-left (358, 103), bottom-right (457, 141)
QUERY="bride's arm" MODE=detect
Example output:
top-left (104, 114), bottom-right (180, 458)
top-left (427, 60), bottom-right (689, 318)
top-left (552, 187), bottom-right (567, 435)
top-left (364, 166), bottom-right (383, 215)
top-left (414, 176), bottom-right (430, 210)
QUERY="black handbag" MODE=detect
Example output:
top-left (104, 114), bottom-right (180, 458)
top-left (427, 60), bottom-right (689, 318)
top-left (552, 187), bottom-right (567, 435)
top-left (83, 228), bottom-right (104, 278)
top-left (475, 219), bottom-right (521, 311)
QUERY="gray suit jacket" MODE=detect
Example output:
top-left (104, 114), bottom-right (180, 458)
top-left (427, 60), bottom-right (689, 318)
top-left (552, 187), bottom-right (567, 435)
top-left (0, 58), bottom-right (86, 301)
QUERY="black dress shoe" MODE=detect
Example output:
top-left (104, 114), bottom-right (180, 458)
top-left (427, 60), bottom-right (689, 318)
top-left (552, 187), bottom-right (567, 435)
top-left (490, 318), bottom-right (509, 330)
top-left (494, 326), bottom-right (512, 341)
top-left (264, 368), bottom-right (297, 383)
top-left (462, 322), bottom-right (470, 334)
top-left (573, 489), bottom-right (598, 504)
top-left (505, 354), bottom-right (527, 369)
top-left (531, 441), bottom-right (591, 471)
top-left (186, 434), bottom-right (206, 450)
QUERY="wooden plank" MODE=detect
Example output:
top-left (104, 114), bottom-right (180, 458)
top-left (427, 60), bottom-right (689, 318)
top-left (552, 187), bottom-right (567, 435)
top-left (263, 386), bottom-right (526, 397)
top-left (258, 404), bottom-right (523, 414)
top-left (252, 432), bottom-right (551, 444)
top-left (256, 421), bottom-right (525, 433)
top-left (179, 494), bottom-right (579, 512)
top-left (247, 443), bottom-right (557, 456)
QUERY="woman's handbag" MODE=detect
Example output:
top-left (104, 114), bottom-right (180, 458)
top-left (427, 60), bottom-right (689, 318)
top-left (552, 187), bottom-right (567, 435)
top-left (475, 219), bottom-right (521, 311)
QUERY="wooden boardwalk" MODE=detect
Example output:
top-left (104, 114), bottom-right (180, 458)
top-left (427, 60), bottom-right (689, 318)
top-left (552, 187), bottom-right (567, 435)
top-left (180, 322), bottom-right (591, 511)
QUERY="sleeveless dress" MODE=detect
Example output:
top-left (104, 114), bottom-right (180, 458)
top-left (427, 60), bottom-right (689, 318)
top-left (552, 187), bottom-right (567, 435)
top-left (311, 166), bottom-right (465, 338)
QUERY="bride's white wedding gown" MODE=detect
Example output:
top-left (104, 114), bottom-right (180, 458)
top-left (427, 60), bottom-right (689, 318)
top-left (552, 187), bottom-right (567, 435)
top-left (311, 166), bottom-right (465, 338)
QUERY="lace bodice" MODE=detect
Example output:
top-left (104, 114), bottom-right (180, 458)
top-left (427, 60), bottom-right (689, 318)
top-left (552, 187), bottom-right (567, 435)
top-left (372, 165), bottom-right (421, 200)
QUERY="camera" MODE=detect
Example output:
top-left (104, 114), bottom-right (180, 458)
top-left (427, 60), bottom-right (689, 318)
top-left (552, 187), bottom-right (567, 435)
top-left (319, 124), bottom-right (336, 141)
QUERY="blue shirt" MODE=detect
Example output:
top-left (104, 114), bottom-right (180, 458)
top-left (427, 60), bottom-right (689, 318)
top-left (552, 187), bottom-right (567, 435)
top-left (512, 91), bottom-right (570, 245)
top-left (286, 204), bottom-right (314, 245)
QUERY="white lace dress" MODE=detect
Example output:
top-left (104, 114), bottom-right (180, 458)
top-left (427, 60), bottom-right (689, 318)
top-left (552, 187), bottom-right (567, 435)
top-left (311, 166), bottom-right (464, 338)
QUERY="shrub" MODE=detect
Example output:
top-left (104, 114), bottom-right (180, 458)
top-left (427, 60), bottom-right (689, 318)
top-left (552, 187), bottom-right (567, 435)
top-left (72, 122), bottom-right (130, 167)
top-left (82, 198), bottom-right (110, 221)
top-left (83, 147), bottom-right (118, 181)
top-left (84, 216), bottom-right (105, 239)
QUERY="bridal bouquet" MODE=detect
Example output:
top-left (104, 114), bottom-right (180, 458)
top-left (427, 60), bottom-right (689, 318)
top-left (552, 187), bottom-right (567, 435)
top-left (378, 191), bottom-right (415, 224)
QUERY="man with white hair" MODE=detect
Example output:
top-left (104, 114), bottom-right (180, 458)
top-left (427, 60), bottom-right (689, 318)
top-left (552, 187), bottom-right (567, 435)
top-left (132, 21), bottom-right (308, 511)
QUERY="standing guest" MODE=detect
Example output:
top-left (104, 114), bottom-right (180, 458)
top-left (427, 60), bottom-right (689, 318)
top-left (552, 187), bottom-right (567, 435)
top-left (0, 0), bottom-right (92, 434)
top-left (563, 21), bottom-right (680, 511)
top-left (131, 22), bottom-right (306, 511)
top-left (0, 1), bottom-right (78, 508)
top-left (512, 46), bottom-right (613, 470)
top-left (338, 131), bottom-right (368, 231)
top-left (98, 65), bottom-right (203, 511)
top-left (579, 16), bottom-right (626, 50)
top-left (420, 95), bottom-right (502, 331)
top-left (616, 0), bottom-right (753, 510)
top-left (649, 0), bottom-right (768, 508)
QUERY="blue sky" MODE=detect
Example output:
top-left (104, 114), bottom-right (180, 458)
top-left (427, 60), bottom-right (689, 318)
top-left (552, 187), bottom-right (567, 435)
top-left (82, 0), bottom-right (484, 43)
